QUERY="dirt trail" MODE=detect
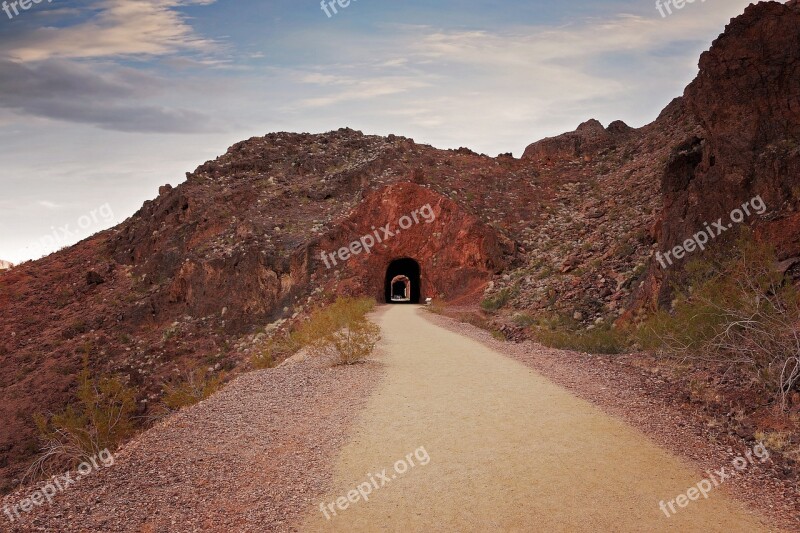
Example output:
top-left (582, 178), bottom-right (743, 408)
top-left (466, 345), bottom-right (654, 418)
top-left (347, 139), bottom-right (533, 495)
top-left (303, 305), bottom-right (770, 532)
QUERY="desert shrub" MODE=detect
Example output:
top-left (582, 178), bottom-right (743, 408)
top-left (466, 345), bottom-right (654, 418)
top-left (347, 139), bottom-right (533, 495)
top-left (540, 326), bottom-right (630, 354)
top-left (530, 314), bottom-right (631, 355)
top-left (637, 234), bottom-right (800, 408)
top-left (425, 299), bottom-right (446, 315)
top-left (252, 333), bottom-right (299, 369)
top-left (491, 329), bottom-right (508, 341)
top-left (297, 297), bottom-right (380, 365)
top-left (481, 287), bottom-right (516, 312)
top-left (252, 349), bottom-right (276, 370)
top-left (512, 313), bottom-right (537, 327)
top-left (161, 365), bottom-right (224, 411)
top-left (328, 319), bottom-right (382, 365)
top-left (31, 366), bottom-right (136, 479)
top-left (252, 297), bottom-right (380, 367)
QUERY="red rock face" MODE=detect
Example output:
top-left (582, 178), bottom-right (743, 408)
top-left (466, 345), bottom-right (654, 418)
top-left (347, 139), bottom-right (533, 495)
top-left (313, 182), bottom-right (515, 302)
top-left (631, 0), bottom-right (800, 310)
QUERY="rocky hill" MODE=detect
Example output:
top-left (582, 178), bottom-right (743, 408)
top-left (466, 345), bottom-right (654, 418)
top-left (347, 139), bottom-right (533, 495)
top-left (1, 0), bottom-right (799, 494)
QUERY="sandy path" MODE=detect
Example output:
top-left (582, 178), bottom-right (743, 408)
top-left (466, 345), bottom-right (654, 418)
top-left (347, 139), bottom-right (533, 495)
top-left (303, 305), bottom-right (770, 532)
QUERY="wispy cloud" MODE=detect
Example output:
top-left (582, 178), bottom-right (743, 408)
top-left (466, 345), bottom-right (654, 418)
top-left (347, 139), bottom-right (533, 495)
top-left (269, 2), bottom-right (752, 151)
top-left (0, 0), bottom-right (220, 132)
top-left (2, 0), bottom-right (218, 62)
top-left (292, 75), bottom-right (431, 109)
top-left (0, 0), bottom-right (758, 263)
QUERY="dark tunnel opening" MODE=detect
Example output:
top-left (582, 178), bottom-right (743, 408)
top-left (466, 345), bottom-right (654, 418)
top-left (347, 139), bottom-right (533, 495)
top-left (384, 258), bottom-right (421, 304)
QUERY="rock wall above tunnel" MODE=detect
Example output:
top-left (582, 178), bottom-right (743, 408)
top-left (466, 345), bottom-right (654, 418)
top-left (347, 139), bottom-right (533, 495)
top-left (312, 182), bottom-right (516, 302)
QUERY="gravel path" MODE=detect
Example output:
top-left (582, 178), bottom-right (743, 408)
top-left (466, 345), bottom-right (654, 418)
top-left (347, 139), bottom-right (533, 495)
top-left (3, 357), bottom-right (383, 532)
top-left (302, 305), bottom-right (771, 532)
top-left (424, 308), bottom-right (799, 531)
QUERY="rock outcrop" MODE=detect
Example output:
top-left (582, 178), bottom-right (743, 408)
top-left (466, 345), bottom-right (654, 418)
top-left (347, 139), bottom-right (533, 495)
top-left (522, 119), bottom-right (634, 165)
top-left (631, 0), bottom-right (800, 310)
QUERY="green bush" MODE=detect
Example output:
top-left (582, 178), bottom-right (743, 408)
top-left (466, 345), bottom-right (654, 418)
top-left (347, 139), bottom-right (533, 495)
top-left (481, 287), bottom-right (515, 312)
top-left (512, 313), bottom-right (537, 327)
top-left (637, 233), bottom-right (800, 407)
top-left (530, 313), bottom-right (631, 355)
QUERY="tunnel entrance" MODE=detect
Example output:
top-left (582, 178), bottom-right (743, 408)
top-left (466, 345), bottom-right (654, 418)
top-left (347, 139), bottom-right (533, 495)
top-left (385, 258), bottom-right (421, 304)
top-left (391, 275), bottom-right (411, 302)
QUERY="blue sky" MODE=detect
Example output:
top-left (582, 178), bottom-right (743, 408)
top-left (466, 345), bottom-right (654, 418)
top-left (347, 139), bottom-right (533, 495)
top-left (0, 0), bottom-right (754, 263)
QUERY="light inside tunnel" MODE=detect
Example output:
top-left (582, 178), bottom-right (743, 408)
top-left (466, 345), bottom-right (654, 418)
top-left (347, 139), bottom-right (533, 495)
top-left (385, 258), bottom-right (421, 304)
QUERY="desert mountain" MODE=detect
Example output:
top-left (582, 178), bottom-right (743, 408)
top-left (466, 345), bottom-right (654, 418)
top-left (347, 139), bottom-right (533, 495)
top-left (1, 0), bottom-right (799, 493)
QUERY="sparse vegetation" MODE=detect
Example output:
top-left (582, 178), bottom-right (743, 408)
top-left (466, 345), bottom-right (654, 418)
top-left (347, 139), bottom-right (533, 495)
top-left (161, 365), bottom-right (225, 412)
top-left (299, 297), bottom-right (380, 365)
top-left (31, 362), bottom-right (136, 479)
top-left (253, 297), bottom-right (381, 367)
top-left (755, 429), bottom-right (791, 453)
top-left (481, 287), bottom-right (516, 312)
top-left (252, 346), bottom-right (277, 369)
top-left (425, 299), bottom-right (447, 315)
top-left (637, 233), bottom-right (800, 408)
top-left (530, 313), bottom-right (631, 355)
top-left (327, 318), bottom-right (381, 365)
top-left (512, 312), bottom-right (536, 328)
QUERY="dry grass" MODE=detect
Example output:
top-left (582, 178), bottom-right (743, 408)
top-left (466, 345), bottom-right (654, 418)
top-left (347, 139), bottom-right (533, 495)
top-left (755, 430), bottom-right (791, 453)
top-left (300, 297), bottom-right (380, 365)
top-left (425, 299), bottom-right (447, 315)
top-left (253, 297), bottom-right (381, 367)
top-left (328, 319), bottom-right (381, 365)
top-left (480, 287), bottom-right (516, 313)
top-left (529, 313), bottom-right (631, 355)
top-left (161, 365), bottom-right (225, 412)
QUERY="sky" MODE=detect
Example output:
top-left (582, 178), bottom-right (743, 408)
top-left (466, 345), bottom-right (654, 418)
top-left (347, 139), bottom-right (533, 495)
top-left (0, 0), bottom-right (756, 264)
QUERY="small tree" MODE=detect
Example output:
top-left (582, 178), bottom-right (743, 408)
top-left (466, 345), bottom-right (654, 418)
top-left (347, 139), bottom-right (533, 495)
top-left (161, 365), bottom-right (224, 411)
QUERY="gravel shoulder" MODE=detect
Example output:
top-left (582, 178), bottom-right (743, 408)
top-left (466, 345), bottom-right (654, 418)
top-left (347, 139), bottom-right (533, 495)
top-left (2, 356), bottom-right (383, 532)
top-left (303, 305), bottom-right (772, 532)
